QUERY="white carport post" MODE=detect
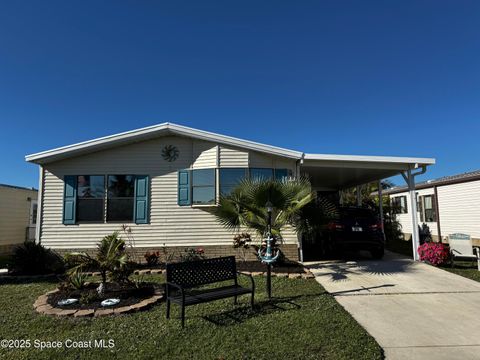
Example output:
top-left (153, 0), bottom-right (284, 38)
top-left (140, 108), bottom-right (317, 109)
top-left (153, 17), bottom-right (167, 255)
top-left (356, 185), bottom-right (362, 206)
top-left (402, 166), bottom-right (427, 261)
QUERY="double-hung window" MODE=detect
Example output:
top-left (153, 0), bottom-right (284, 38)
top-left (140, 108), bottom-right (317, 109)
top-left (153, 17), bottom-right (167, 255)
top-left (192, 169), bottom-right (216, 205)
top-left (107, 175), bottom-right (135, 222)
top-left (76, 175), bottom-right (105, 222)
top-left (391, 196), bottom-right (408, 214)
top-left (418, 195), bottom-right (436, 222)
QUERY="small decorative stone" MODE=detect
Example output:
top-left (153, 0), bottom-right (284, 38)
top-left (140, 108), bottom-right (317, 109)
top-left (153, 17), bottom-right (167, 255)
top-left (275, 273), bottom-right (288, 278)
top-left (138, 270), bottom-right (151, 275)
top-left (288, 273), bottom-right (302, 279)
top-left (56, 309), bottom-right (77, 317)
top-left (74, 309), bottom-right (94, 317)
top-left (251, 272), bottom-right (264, 276)
top-left (113, 306), bottom-right (133, 315)
top-left (94, 308), bottom-right (114, 317)
top-left (150, 269), bottom-right (162, 274)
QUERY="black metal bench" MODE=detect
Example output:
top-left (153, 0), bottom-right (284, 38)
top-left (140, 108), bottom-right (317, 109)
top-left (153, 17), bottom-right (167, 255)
top-left (165, 256), bottom-right (255, 327)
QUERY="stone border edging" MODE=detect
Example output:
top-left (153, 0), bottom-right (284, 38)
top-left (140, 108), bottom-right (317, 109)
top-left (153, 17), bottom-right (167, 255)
top-left (34, 286), bottom-right (164, 318)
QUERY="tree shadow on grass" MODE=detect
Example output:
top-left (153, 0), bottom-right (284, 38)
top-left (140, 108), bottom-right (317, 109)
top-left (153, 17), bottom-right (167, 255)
top-left (201, 293), bottom-right (326, 326)
top-left (0, 275), bottom-right (61, 285)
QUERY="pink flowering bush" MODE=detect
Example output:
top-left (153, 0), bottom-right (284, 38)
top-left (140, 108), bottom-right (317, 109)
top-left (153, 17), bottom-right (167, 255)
top-left (418, 242), bottom-right (450, 266)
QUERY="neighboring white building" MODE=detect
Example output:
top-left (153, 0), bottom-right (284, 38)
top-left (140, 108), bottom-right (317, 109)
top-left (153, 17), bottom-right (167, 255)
top-left (0, 184), bottom-right (38, 255)
top-left (384, 170), bottom-right (480, 247)
top-left (25, 122), bottom-right (434, 261)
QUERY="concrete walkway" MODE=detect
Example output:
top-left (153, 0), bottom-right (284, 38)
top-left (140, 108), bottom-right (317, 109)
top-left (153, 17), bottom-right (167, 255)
top-left (305, 251), bottom-right (480, 360)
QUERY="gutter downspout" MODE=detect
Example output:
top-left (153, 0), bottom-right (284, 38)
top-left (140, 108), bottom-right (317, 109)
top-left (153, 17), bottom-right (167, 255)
top-left (35, 165), bottom-right (44, 244)
top-left (434, 185), bottom-right (442, 242)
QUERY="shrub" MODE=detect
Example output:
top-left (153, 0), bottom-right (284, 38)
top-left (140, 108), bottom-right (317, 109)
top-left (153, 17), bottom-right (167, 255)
top-left (8, 242), bottom-right (64, 275)
top-left (418, 242), bottom-right (450, 266)
top-left (68, 269), bottom-right (88, 289)
top-left (144, 251), bottom-right (160, 266)
top-left (180, 248), bottom-right (206, 262)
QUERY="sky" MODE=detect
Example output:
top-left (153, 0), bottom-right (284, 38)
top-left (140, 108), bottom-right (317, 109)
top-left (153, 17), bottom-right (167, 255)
top-left (0, 1), bottom-right (479, 189)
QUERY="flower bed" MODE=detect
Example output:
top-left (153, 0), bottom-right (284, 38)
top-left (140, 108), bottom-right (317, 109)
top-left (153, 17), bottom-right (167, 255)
top-left (34, 283), bottom-right (163, 318)
top-left (418, 242), bottom-right (450, 266)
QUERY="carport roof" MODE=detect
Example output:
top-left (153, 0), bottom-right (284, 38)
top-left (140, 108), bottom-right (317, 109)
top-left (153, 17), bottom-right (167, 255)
top-left (301, 153), bottom-right (435, 190)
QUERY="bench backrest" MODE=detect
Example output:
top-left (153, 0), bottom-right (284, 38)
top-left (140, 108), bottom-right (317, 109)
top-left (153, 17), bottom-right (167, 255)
top-left (166, 256), bottom-right (237, 288)
top-left (449, 233), bottom-right (473, 256)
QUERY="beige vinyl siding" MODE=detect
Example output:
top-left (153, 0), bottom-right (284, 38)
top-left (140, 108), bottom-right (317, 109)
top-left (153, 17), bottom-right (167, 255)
top-left (436, 180), bottom-right (480, 239)
top-left (219, 146), bottom-right (248, 167)
top-left (192, 141), bottom-right (217, 169)
top-left (40, 136), bottom-right (298, 250)
top-left (0, 186), bottom-right (37, 246)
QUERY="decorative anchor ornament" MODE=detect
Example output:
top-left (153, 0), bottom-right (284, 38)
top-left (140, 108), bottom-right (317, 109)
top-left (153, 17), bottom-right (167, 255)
top-left (258, 232), bottom-right (280, 264)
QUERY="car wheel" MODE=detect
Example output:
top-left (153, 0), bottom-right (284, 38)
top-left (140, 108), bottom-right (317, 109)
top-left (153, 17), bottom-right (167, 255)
top-left (371, 247), bottom-right (384, 259)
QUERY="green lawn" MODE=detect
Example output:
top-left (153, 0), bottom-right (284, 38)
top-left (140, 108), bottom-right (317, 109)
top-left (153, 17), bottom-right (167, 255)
top-left (440, 261), bottom-right (480, 283)
top-left (0, 275), bottom-right (383, 360)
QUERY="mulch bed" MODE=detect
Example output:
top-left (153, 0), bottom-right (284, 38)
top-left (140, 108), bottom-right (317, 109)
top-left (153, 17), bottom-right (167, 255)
top-left (47, 282), bottom-right (157, 310)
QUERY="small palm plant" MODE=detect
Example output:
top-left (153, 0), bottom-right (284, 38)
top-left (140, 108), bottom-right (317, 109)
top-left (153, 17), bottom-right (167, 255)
top-left (65, 232), bottom-right (129, 296)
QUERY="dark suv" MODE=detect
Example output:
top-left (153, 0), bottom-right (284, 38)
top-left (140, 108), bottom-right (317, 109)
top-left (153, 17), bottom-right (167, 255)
top-left (326, 207), bottom-right (385, 259)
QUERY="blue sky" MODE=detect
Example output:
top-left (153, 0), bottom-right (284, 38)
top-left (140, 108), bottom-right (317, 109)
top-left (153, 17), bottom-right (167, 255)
top-left (1, 1), bottom-right (479, 188)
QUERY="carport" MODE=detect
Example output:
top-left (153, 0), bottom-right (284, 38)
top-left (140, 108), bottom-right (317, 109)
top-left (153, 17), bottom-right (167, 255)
top-left (299, 153), bottom-right (435, 261)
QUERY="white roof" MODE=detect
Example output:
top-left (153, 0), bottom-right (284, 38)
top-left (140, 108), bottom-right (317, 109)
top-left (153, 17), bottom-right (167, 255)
top-left (25, 122), bottom-right (303, 164)
top-left (25, 123), bottom-right (436, 177)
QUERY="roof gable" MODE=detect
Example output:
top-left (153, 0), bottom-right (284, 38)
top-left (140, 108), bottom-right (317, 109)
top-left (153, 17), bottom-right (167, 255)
top-left (25, 122), bottom-right (304, 164)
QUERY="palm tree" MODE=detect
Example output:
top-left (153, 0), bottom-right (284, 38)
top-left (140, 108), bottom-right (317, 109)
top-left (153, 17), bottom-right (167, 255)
top-left (211, 177), bottom-right (314, 298)
top-left (211, 177), bottom-right (314, 241)
top-left (65, 232), bottom-right (128, 295)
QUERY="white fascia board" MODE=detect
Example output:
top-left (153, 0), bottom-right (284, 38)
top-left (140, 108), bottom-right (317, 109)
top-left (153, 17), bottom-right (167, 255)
top-left (167, 123), bottom-right (303, 159)
top-left (25, 122), bottom-right (303, 164)
top-left (304, 153), bottom-right (436, 166)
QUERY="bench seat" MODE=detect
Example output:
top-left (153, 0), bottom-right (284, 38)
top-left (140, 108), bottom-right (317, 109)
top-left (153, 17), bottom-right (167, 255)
top-left (169, 285), bottom-right (252, 306)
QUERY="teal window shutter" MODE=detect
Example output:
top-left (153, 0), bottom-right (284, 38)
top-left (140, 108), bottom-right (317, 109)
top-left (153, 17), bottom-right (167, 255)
top-left (178, 170), bottom-right (191, 206)
top-left (63, 175), bottom-right (77, 225)
top-left (134, 175), bottom-right (149, 224)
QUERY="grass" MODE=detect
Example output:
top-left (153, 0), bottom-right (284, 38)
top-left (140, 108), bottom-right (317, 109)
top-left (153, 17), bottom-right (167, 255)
top-left (440, 261), bottom-right (480, 283)
top-left (0, 275), bottom-right (383, 360)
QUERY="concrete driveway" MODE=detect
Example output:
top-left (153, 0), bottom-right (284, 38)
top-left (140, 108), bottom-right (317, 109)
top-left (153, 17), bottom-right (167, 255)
top-left (305, 251), bottom-right (480, 360)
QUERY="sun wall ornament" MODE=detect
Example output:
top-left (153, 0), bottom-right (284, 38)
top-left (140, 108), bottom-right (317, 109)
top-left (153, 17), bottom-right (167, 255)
top-left (162, 145), bottom-right (179, 162)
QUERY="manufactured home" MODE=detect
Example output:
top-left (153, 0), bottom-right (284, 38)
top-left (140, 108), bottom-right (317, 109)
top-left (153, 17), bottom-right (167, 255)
top-left (384, 170), bottom-right (480, 247)
top-left (26, 123), bottom-right (435, 261)
top-left (0, 184), bottom-right (38, 255)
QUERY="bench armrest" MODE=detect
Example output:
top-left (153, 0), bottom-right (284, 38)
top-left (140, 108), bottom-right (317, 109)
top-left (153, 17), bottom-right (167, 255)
top-left (237, 271), bottom-right (255, 292)
top-left (473, 247), bottom-right (480, 258)
top-left (166, 281), bottom-right (185, 298)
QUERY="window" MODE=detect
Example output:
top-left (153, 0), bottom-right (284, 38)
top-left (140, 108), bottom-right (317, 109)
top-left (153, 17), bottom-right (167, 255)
top-left (107, 175), bottom-right (135, 222)
top-left (220, 168), bottom-right (247, 195)
top-left (76, 175), bottom-right (105, 222)
top-left (419, 195), bottom-right (436, 222)
top-left (192, 169), bottom-right (216, 205)
top-left (250, 168), bottom-right (273, 180)
top-left (30, 201), bottom-right (38, 225)
top-left (391, 196), bottom-right (407, 214)
top-left (275, 169), bottom-right (289, 181)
